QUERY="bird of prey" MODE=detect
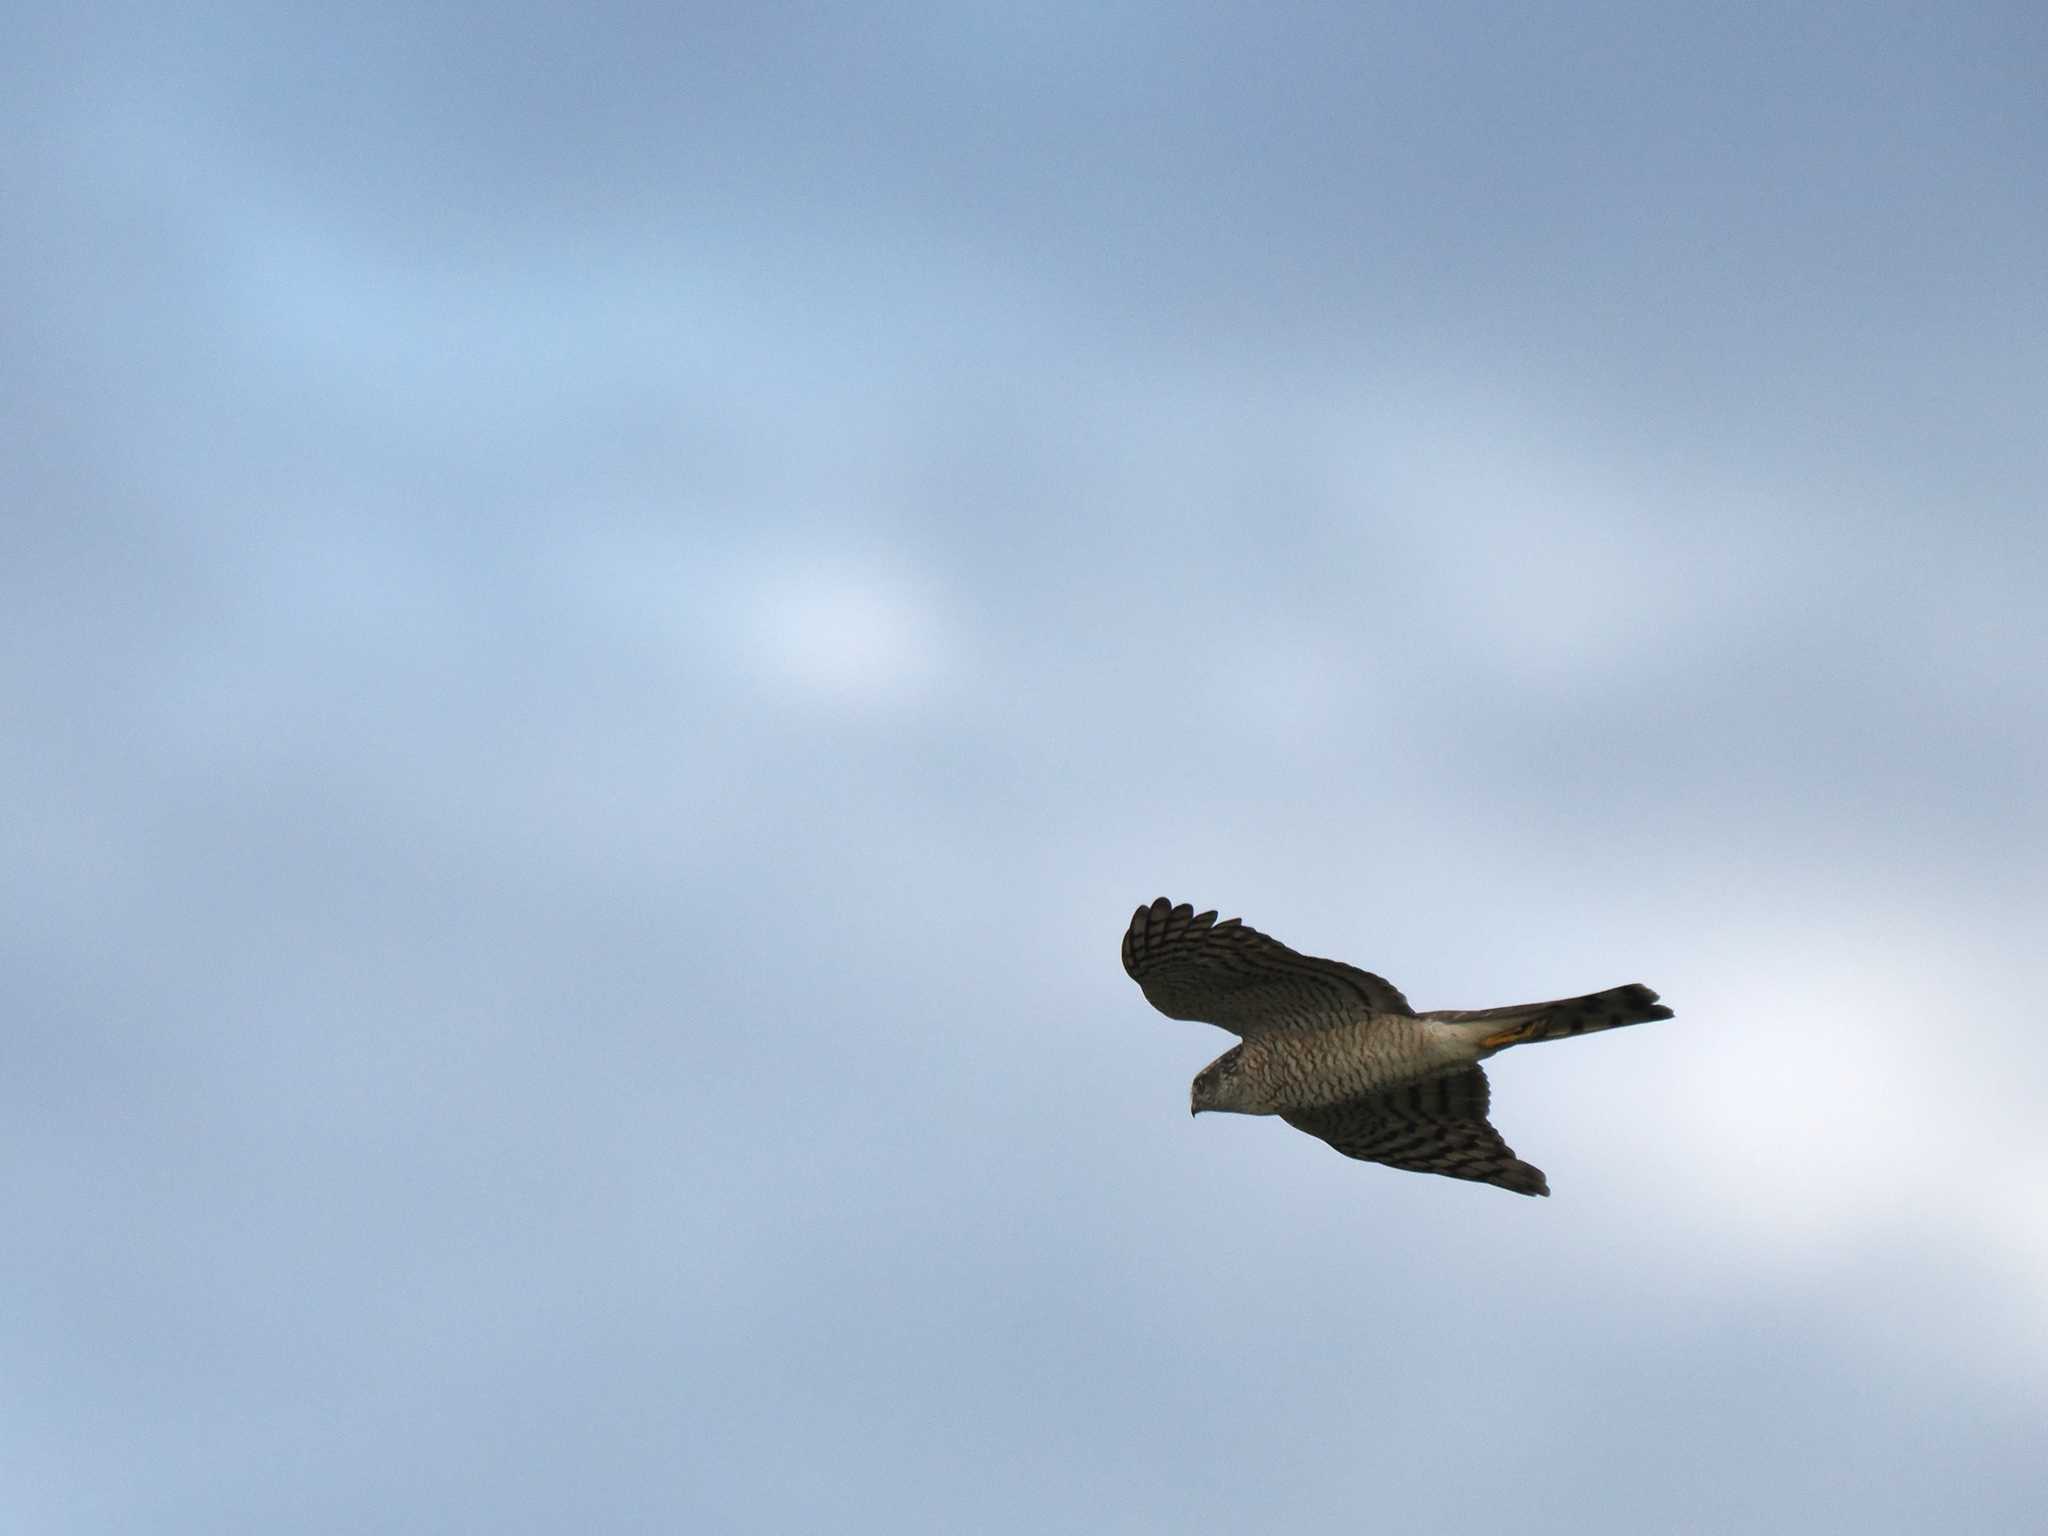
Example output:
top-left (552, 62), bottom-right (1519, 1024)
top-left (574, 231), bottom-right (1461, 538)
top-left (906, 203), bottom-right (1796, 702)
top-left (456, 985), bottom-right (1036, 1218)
top-left (1120, 898), bottom-right (1675, 1197)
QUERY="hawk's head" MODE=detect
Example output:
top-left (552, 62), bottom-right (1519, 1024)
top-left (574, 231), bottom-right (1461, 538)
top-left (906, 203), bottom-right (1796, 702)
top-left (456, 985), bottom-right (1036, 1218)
top-left (1190, 1045), bottom-right (1256, 1116)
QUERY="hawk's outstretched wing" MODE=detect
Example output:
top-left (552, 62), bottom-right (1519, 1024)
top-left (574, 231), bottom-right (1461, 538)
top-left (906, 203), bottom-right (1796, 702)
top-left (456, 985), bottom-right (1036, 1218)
top-left (1122, 897), bottom-right (1412, 1035)
top-left (1281, 1067), bottom-right (1548, 1196)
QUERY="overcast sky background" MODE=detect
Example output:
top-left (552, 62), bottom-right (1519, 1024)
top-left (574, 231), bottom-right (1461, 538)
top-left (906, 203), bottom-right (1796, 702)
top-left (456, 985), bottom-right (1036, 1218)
top-left (7, 5), bottom-right (2046, 1532)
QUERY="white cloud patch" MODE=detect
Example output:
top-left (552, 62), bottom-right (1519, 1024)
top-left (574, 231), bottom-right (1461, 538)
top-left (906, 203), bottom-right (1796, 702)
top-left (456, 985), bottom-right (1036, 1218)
top-left (1545, 897), bottom-right (2048, 1376)
top-left (571, 529), bottom-right (954, 711)
top-left (743, 557), bottom-right (946, 707)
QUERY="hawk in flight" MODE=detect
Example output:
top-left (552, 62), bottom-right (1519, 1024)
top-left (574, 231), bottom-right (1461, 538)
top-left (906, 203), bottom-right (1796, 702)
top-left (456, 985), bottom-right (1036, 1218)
top-left (1121, 898), bottom-right (1675, 1197)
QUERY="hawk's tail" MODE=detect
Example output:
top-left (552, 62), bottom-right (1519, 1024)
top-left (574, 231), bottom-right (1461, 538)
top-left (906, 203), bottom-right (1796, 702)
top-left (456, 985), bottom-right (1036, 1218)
top-left (1426, 984), bottom-right (1674, 1053)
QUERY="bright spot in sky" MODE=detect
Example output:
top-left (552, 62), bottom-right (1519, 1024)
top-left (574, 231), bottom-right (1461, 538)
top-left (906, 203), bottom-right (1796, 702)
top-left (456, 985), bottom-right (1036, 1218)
top-left (746, 560), bottom-right (943, 706)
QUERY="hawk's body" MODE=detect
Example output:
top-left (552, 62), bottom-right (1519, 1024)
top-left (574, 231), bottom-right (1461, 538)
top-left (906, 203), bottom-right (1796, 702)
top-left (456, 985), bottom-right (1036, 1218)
top-left (1120, 898), bottom-right (1675, 1197)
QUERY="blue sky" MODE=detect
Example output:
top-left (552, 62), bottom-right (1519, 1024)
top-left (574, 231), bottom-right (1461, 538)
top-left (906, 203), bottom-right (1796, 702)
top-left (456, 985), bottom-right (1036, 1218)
top-left (7, 5), bottom-right (2045, 1531)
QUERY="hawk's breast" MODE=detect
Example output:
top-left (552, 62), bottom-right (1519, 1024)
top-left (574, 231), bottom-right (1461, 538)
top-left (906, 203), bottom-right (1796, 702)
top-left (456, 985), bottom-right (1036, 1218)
top-left (1242, 1015), bottom-right (1465, 1111)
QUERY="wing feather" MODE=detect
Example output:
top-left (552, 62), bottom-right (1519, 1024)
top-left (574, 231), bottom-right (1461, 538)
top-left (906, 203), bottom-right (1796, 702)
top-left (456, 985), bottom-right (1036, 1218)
top-left (1121, 897), bottom-right (1411, 1035)
top-left (1281, 1068), bottom-right (1550, 1197)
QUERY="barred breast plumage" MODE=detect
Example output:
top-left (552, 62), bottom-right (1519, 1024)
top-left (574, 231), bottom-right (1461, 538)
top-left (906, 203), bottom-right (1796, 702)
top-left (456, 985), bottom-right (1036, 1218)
top-left (1236, 1016), bottom-right (1465, 1111)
